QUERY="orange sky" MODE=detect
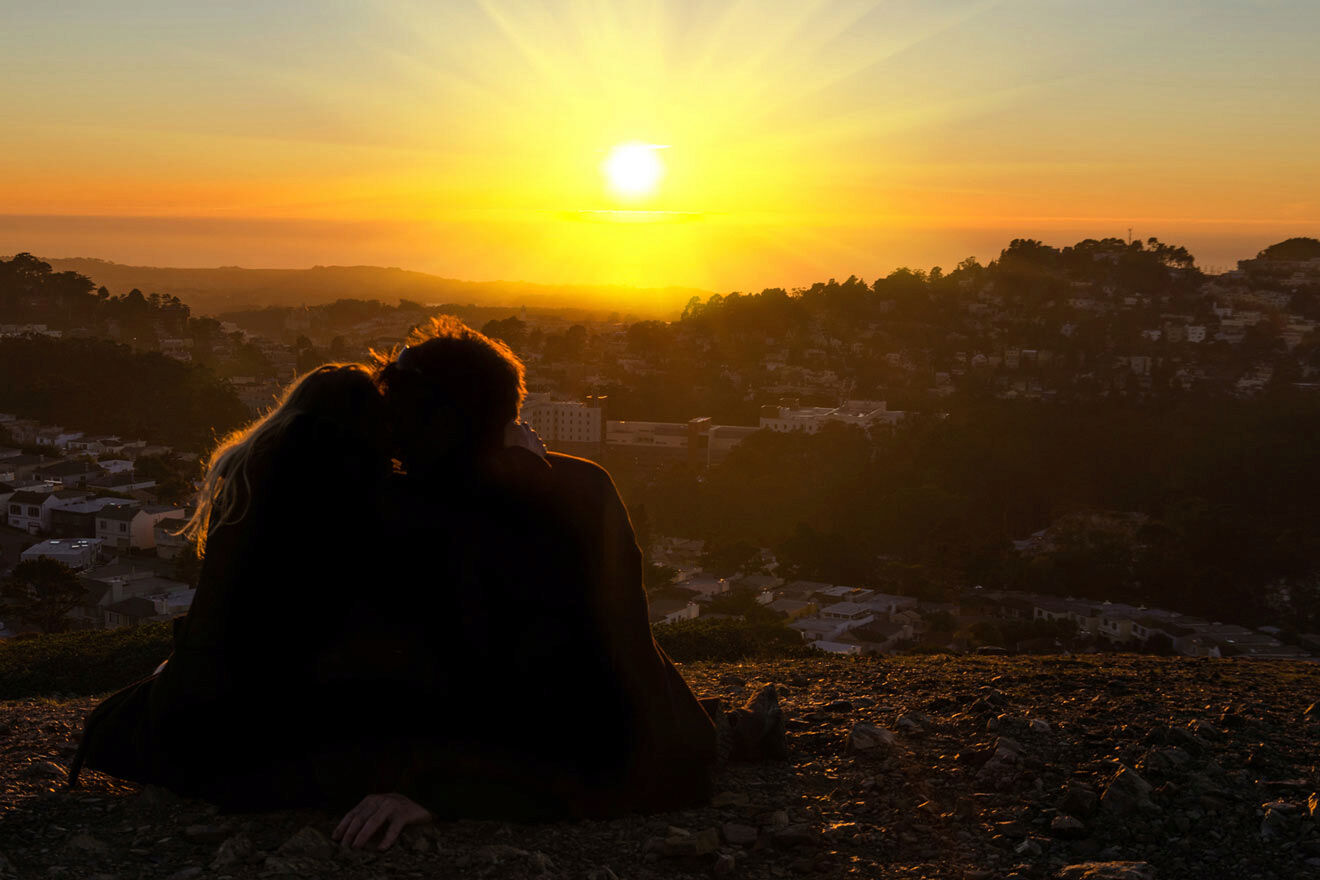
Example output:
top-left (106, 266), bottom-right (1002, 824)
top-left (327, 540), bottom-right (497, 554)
top-left (3, 1), bottom-right (1317, 296)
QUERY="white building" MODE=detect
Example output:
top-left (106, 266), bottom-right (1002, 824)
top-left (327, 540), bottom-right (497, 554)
top-left (21, 538), bottom-right (103, 570)
top-left (759, 399), bottom-right (905, 434)
top-left (521, 394), bottom-right (604, 446)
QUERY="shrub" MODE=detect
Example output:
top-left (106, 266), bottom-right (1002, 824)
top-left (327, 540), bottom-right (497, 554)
top-left (654, 618), bottom-right (810, 662)
top-left (0, 621), bottom-right (173, 699)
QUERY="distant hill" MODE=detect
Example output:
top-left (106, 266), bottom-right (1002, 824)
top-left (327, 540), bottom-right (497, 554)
top-left (40, 258), bottom-right (712, 319)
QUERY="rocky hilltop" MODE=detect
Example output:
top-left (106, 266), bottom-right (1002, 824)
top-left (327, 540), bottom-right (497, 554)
top-left (3, 655), bottom-right (1319, 880)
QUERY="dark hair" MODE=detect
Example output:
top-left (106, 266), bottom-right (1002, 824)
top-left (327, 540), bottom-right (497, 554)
top-left (372, 316), bottom-right (527, 470)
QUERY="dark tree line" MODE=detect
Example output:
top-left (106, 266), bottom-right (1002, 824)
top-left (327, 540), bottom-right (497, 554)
top-left (624, 391), bottom-right (1320, 628)
top-left (0, 336), bottom-right (248, 451)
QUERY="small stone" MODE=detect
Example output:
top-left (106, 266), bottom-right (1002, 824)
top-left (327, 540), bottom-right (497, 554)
top-left (713, 791), bottom-right (750, 808)
top-left (1057, 861), bottom-right (1156, 880)
top-left (211, 833), bottom-right (254, 869)
top-left (64, 834), bottom-right (108, 856)
top-left (723, 823), bottom-right (759, 846)
top-left (1101, 765), bottom-right (1156, 815)
top-left (278, 826), bottom-right (336, 859)
top-left (1029, 719), bottom-right (1051, 733)
top-left (1260, 800), bottom-right (1303, 840)
top-left (847, 723), bottom-right (896, 752)
top-left (1303, 702), bottom-right (1319, 721)
top-left (1060, 783), bottom-right (1100, 818)
top-left (184, 824), bottom-right (233, 844)
top-left (714, 852), bottom-right (737, 875)
top-left (24, 761), bottom-right (65, 780)
top-left (1051, 815), bottom-right (1087, 839)
top-left (774, 824), bottom-right (816, 847)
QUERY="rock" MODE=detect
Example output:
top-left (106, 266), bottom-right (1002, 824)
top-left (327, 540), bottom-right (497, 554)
top-left (164, 868), bottom-right (202, 880)
top-left (1056, 861), bottom-right (1156, 880)
top-left (1139, 747), bottom-right (1192, 776)
top-left (723, 823), bottom-right (759, 846)
top-left (183, 823), bottom-right (233, 844)
top-left (1101, 765), bottom-right (1156, 815)
top-left (712, 791), bottom-right (750, 808)
top-left (847, 723), bottom-right (896, 752)
top-left (277, 826), bottom-right (336, 859)
top-left (1260, 800), bottom-right (1304, 840)
top-left (661, 827), bottom-right (719, 857)
top-left (822, 699), bottom-right (853, 712)
top-left (63, 833), bottom-right (108, 856)
top-left (1051, 815), bottom-right (1087, 839)
top-left (1060, 783), bottom-right (1100, 818)
top-left (528, 851), bottom-right (553, 872)
top-left (714, 852), bottom-right (737, 875)
top-left (264, 855), bottom-right (327, 874)
top-left (1309, 792), bottom-right (1319, 821)
top-left (1030, 719), bottom-right (1051, 733)
top-left (210, 832), bottom-right (254, 869)
top-left (465, 845), bottom-right (531, 866)
top-left (773, 824), bottom-right (817, 847)
top-left (1303, 702), bottom-right (1319, 721)
top-left (23, 760), bottom-right (65, 780)
top-left (1014, 837), bottom-right (1043, 856)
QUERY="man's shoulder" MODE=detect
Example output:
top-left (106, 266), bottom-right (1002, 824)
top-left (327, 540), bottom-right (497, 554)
top-left (545, 452), bottom-right (617, 492)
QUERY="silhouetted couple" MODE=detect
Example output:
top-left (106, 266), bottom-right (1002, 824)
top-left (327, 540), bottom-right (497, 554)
top-left (71, 318), bottom-right (748, 848)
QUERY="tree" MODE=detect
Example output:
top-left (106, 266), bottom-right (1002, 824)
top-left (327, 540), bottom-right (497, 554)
top-left (2, 558), bottom-right (85, 633)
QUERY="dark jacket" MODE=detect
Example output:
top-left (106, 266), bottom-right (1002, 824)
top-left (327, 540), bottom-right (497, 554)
top-left (72, 413), bottom-right (389, 809)
top-left (378, 449), bottom-right (717, 819)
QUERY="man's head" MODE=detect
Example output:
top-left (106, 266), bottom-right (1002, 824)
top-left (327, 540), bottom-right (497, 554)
top-left (373, 316), bottom-right (526, 472)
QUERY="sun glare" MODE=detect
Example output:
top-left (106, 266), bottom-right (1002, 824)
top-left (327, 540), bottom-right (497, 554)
top-left (602, 142), bottom-right (666, 200)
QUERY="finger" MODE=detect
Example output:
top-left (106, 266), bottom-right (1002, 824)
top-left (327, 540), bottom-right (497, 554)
top-left (341, 802), bottom-right (380, 848)
top-left (379, 813), bottom-right (408, 851)
top-left (333, 804), bottom-right (363, 841)
top-left (353, 806), bottom-right (392, 849)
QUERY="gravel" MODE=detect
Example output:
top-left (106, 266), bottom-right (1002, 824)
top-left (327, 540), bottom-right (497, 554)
top-left (3, 653), bottom-right (1320, 879)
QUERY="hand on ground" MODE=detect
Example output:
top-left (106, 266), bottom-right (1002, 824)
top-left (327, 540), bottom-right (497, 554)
top-left (332, 792), bottom-right (432, 850)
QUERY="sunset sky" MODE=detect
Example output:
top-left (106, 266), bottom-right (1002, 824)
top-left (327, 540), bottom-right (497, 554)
top-left (3, 0), bottom-right (1318, 296)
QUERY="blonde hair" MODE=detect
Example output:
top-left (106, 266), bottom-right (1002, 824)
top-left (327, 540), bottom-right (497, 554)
top-left (181, 363), bottom-right (379, 555)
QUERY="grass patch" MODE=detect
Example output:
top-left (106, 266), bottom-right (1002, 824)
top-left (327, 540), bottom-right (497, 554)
top-left (0, 622), bottom-right (172, 700)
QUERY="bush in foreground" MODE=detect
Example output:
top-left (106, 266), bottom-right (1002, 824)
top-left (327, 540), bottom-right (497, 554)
top-left (654, 618), bottom-right (811, 662)
top-left (0, 621), bottom-right (172, 700)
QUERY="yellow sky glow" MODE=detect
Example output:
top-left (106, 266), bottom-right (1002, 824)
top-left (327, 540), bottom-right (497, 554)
top-left (1, 1), bottom-right (1317, 296)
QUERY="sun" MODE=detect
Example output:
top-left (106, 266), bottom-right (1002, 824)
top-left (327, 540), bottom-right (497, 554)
top-left (602, 142), bottom-right (666, 200)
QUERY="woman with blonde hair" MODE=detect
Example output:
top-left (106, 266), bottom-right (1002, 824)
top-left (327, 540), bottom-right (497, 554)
top-left (72, 363), bottom-right (392, 809)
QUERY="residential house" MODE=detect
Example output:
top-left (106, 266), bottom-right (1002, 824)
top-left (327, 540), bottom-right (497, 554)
top-left (48, 496), bottom-right (123, 538)
top-left (648, 597), bottom-right (700, 625)
top-left (153, 516), bottom-right (192, 560)
top-left (103, 596), bottom-right (160, 629)
top-left (20, 538), bottom-right (103, 570)
top-left (33, 459), bottom-right (105, 488)
top-left (86, 472), bottom-right (158, 494)
top-left (96, 503), bottom-right (184, 550)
